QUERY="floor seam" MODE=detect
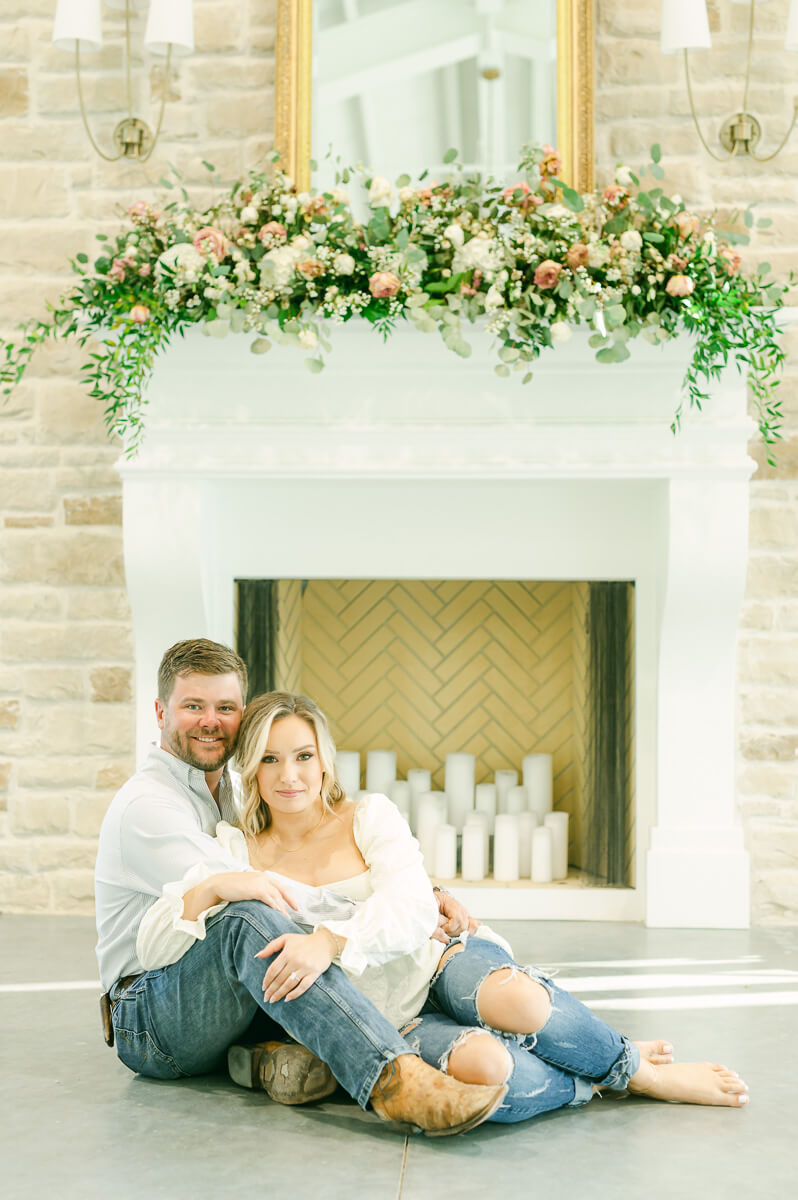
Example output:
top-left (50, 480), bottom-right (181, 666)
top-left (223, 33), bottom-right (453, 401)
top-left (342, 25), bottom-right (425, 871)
top-left (394, 1135), bottom-right (409, 1200)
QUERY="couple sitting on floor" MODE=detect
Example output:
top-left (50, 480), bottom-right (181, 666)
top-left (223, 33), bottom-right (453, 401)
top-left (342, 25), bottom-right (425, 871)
top-left (94, 638), bottom-right (749, 1136)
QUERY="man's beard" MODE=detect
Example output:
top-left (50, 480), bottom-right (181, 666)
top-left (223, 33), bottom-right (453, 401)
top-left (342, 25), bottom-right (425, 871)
top-left (164, 726), bottom-right (236, 773)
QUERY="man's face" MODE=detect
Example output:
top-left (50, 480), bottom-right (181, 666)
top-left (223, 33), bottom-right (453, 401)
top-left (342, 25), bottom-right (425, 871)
top-left (155, 672), bottom-right (244, 774)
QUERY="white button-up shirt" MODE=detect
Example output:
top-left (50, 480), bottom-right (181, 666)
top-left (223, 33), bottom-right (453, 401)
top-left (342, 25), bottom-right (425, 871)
top-left (94, 744), bottom-right (248, 991)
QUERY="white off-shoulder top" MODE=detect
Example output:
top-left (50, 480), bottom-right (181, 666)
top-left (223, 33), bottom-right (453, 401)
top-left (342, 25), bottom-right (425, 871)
top-left (137, 792), bottom-right (453, 1027)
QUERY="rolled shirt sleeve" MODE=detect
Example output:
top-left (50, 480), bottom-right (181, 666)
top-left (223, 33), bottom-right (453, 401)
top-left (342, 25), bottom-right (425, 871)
top-left (317, 792), bottom-right (439, 975)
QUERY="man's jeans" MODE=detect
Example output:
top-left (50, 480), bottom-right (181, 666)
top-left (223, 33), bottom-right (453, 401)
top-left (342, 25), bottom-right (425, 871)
top-left (110, 900), bottom-right (410, 1109)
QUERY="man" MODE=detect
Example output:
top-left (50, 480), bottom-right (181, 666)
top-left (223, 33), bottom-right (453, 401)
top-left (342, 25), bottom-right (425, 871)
top-left (94, 638), bottom-right (504, 1136)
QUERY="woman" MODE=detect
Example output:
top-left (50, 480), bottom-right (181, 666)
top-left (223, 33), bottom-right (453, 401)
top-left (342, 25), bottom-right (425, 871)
top-left (138, 691), bottom-right (750, 1123)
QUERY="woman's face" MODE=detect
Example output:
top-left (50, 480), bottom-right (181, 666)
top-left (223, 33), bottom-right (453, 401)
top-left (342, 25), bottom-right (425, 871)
top-left (256, 714), bottom-right (324, 818)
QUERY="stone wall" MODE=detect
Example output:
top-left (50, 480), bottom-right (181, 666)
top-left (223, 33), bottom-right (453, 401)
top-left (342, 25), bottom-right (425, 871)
top-left (0, 0), bottom-right (795, 921)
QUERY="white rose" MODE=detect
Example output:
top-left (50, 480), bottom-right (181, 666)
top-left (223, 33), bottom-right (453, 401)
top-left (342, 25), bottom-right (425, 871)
top-left (155, 242), bottom-right (205, 279)
top-left (293, 235), bottom-right (312, 252)
top-left (484, 285), bottom-right (505, 311)
top-left (452, 236), bottom-right (503, 280)
top-left (298, 329), bottom-right (317, 349)
top-left (543, 204), bottom-right (570, 221)
top-left (398, 186), bottom-right (416, 205)
top-left (443, 223), bottom-right (464, 248)
top-left (615, 165), bottom-right (634, 187)
top-left (329, 187), bottom-right (349, 206)
top-left (368, 175), bottom-right (393, 207)
top-left (587, 242), bottom-right (610, 268)
top-left (620, 229), bottom-right (642, 253)
top-left (549, 321), bottom-right (572, 344)
top-left (240, 205), bottom-right (259, 224)
top-left (333, 252), bottom-right (355, 275)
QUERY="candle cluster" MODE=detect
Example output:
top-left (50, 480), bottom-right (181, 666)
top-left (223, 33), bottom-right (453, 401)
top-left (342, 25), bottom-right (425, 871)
top-left (335, 749), bottom-right (569, 884)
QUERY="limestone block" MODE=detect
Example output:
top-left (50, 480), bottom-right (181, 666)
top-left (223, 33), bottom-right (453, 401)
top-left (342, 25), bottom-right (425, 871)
top-left (0, 21), bottom-right (30, 60)
top-left (37, 74), bottom-right (126, 117)
top-left (0, 530), bottom-right (125, 587)
top-left (187, 59), bottom-right (273, 92)
top-left (22, 666), bottom-right (85, 701)
top-left (751, 438), bottom-right (798, 481)
top-left (96, 761), bottom-right (133, 790)
top-left (47, 868), bottom-right (96, 914)
top-left (0, 700), bottom-right (20, 729)
top-left (778, 603), bottom-right (798, 632)
top-left (10, 792), bottom-right (70, 836)
top-left (0, 587), bottom-right (62, 620)
top-left (0, 841), bottom-right (30, 872)
top-left (740, 732), bottom-right (798, 762)
top-left (63, 496), bottom-right (123, 526)
top-left (598, 40), bottom-right (678, 87)
top-left (17, 758), bottom-right (95, 788)
top-left (738, 637), bottom-right (798, 687)
top-left (745, 553), bottom-right (798, 599)
top-left (747, 822), bottom-right (798, 869)
top-left (35, 382), bottom-right (108, 444)
top-left (595, 87), bottom-right (667, 122)
top-left (0, 447), bottom-right (60, 469)
top-left (27, 704), bottom-right (133, 757)
top-left (89, 666), bottom-right (132, 703)
top-left (206, 91), bottom-right (274, 138)
top-left (740, 687), bottom-right (798, 725)
top-left (0, 119), bottom-right (105, 162)
top-left (172, 146), bottom-right (246, 184)
top-left (70, 791), bottom-right (112, 838)
top-left (0, 621), bottom-right (133, 662)
top-left (737, 795), bottom-right (781, 821)
top-left (0, 68), bottom-right (28, 116)
top-left (750, 505), bottom-right (798, 549)
top-left (0, 167), bottom-right (71, 219)
top-left (4, 517), bottom-right (54, 529)
top-left (739, 761), bottom-right (798, 801)
top-left (751, 869), bottom-right (798, 925)
top-left (0, 762), bottom-right (10, 792)
top-left (20, 837), bottom-right (97, 873)
top-left (739, 602), bottom-right (775, 631)
top-left (0, 278), bottom-right (69, 327)
top-left (0, 874), bottom-right (51, 914)
top-left (599, 0), bottom-right (664, 36)
top-left (194, 5), bottom-right (246, 53)
top-left (250, 24), bottom-right (277, 53)
top-left (66, 589), bottom-right (131, 622)
top-left (55, 463), bottom-right (121, 490)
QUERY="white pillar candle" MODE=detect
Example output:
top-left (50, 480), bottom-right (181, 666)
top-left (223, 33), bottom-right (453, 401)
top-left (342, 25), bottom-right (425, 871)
top-left (505, 785), bottom-right (527, 816)
top-left (523, 753), bottom-right (553, 820)
top-left (465, 810), bottom-right (491, 873)
top-left (474, 783), bottom-right (497, 833)
top-left (531, 826), bottom-right (553, 883)
top-left (493, 814), bottom-right (519, 882)
top-left (544, 811), bottom-right (569, 880)
top-left (388, 779), bottom-right (411, 821)
top-left (335, 750), bottom-right (361, 798)
top-left (461, 824), bottom-right (486, 881)
top-left (407, 768), bottom-right (432, 833)
top-left (434, 824), bottom-right (458, 879)
top-left (444, 752), bottom-right (475, 830)
top-left (494, 769), bottom-right (518, 815)
top-left (417, 791), bottom-right (447, 868)
top-left (366, 749), bottom-right (396, 795)
top-left (518, 811), bottom-right (537, 877)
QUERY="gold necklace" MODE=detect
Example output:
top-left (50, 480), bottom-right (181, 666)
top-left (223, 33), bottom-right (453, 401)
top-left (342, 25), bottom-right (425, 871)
top-left (266, 805), bottom-right (327, 854)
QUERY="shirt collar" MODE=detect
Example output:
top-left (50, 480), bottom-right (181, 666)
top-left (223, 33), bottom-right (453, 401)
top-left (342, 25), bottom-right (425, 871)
top-left (146, 742), bottom-right (230, 818)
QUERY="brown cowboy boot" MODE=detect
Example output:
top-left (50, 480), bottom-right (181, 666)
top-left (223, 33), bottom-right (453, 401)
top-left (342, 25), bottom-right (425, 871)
top-left (369, 1053), bottom-right (507, 1136)
top-left (227, 1040), bottom-right (337, 1105)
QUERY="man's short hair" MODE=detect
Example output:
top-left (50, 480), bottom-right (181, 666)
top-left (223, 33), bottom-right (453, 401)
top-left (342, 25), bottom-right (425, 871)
top-left (157, 639), bottom-right (248, 704)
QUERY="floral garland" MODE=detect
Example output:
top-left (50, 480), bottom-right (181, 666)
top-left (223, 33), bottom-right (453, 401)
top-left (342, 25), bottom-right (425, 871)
top-left (0, 143), bottom-right (789, 456)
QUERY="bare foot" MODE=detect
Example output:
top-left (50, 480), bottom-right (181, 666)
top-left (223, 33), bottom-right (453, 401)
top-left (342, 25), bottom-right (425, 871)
top-left (634, 1039), bottom-right (674, 1065)
top-left (628, 1060), bottom-right (749, 1107)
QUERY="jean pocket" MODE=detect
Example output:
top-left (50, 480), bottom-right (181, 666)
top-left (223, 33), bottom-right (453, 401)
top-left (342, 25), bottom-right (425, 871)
top-left (114, 1027), bottom-right (186, 1080)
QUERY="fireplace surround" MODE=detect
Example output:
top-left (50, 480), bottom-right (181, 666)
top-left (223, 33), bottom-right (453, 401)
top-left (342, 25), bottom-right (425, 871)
top-left (119, 324), bottom-right (755, 927)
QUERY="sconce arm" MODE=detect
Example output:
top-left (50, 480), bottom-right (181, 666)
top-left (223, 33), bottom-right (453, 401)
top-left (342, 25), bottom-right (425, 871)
top-left (138, 46), bottom-right (172, 164)
top-left (76, 43), bottom-right (124, 163)
top-left (683, 51), bottom-right (734, 163)
top-left (747, 101), bottom-right (798, 163)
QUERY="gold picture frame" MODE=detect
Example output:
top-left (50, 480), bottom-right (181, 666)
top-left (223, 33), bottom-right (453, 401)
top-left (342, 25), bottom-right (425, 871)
top-left (274, 0), bottom-right (594, 193)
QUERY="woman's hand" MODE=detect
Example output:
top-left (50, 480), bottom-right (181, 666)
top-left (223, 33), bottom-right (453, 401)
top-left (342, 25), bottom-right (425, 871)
top-left (430, 890), bottom-right (481, 943)
top-left (257, 929), bottom-right (336, 1003)
top-left (181, 870), bottom-right (297, 921)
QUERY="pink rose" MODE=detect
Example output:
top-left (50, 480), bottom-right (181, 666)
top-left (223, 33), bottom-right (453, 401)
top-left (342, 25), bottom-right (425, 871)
top-left (296, 258), bottom-right (324, 279)
top-left (674, 211), bottom-right (700, 239)
top-left (369, 271), bottom-right (401, 298)
top-left (258, 221), bottom-right (287, 244)
top-left (566, 243), bottom-right (589, 269)
top-left (666, 274), bottom-right (695, 297)
top-left (602, 185), bottom-right (628, 208)
top-left (534, 260), bottom-right (562, 289)
top-left (128, 200), bottom-right (159, 223)
top-left (666, 253), bottom-right (687, 273)
top-left (110, 257), bottom-right (127, 282)
top-left (718, 246), bottom-right (742, 275)
top-left (193, 226), bottom-right (227, 260)
top-left (129, 304), bottom-right (150, 323)
top-left (138, 263), bottom-right (152, 277)
top-left (503, 180), bottom-right (543, 211)
top-left (540, 144), bottom-right (562, 178)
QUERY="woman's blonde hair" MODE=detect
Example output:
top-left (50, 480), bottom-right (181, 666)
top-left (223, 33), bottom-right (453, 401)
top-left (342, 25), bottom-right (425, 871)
top-left (235, 691), bottom-right (345, 836)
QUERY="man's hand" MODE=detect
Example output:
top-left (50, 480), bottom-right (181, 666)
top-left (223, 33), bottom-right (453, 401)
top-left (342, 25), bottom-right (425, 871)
top-left (431, 889), bottom-right (481, 944)
top-left (181, 870), bottom-right (297, 922)
top-left (257, 930), bottom-right (335, 1003)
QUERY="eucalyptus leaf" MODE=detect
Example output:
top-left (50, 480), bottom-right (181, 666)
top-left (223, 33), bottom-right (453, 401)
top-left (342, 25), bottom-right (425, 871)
top-left (499, 346), bottom-right (520, 363)
top-left (230, 311), bottom-right (246, 334)
top-left (305, 357), bottom-right (324, 374)
top-left (596, 343), bottom-right (631, 364)
top-left (443, 147), bottom-right (458, 163)
top-left (250, 337), bottom-right (272, 354)
top-left (494, 364), bottom-right (510, 378)
top-left (205, 319), bottom-right (230, 339)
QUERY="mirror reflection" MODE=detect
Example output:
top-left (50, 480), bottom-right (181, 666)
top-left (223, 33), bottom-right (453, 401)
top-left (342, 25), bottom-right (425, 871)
top-left (311, 0), bottom-right (558, 184)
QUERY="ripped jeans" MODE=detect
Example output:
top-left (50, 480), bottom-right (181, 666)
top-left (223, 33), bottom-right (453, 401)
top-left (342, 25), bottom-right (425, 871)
top-left (404, 937), bottom-right (640, 1124)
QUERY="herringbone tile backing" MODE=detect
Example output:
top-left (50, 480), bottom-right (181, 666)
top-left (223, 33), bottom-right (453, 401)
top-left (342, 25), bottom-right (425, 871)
top-left (275, 579), bottom-right (592, 868)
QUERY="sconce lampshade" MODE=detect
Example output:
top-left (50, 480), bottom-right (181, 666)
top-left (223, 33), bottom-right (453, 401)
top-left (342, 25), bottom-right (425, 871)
top-left (661, 0), bottom-right (712, 55)
top-left (145, 0), bottom-right (194, 57)
top-left (786, 0), bottom-right (798, 51)
top-left (104, 1), bottom-right (150, 10)
top-left (52, 0), bottom-right (103, 52)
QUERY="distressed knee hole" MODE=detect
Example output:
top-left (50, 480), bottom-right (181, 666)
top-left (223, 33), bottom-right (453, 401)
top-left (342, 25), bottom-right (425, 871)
top-left (476, 966), bottom-right (552, 1035)
top-left (438, 941), bottom-right (465, 971)
top-left (446, 1031), bottom-right (513, 1087)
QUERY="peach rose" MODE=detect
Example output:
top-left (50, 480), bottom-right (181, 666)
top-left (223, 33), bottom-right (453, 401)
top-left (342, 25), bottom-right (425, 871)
top-left (674, 211), bottom-right (700, 240)
top-left (138, 263), bottom-right (152, 278)
top-left (666, 274), bottom-right (695, 297)
top-left (540, 144), bottom-right (562, 178)
top-left (296, 258), bottom-right (324, 279)
top-left (129, 304), bottom-right (150, 323)
top-left (718, 246), bottom-right (742, 275)
top-left (128, 200), bottom-right (159, 223)
top-left (534, 260), bottom-right (562, 289)
top-left (258, 221), bottom-right (288, 244)
top-left (602, 184), bottom-right (628, 208)
top-left (193, 226), bottom-right (227, 260)
top-left (666, 253), bottom-right (687, 273)
top-left (109, 257), bottom-right (128, 282)
top-left (503, 180), bottom-right (543, 211)
top-left (369, 271), bottom-right (401, 298)
top-left (566, 243), bottom-right (589, 269)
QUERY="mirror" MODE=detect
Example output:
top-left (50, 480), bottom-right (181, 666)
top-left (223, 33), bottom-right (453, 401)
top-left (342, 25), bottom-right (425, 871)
top-left (275, 0), bottom-right (594, 192)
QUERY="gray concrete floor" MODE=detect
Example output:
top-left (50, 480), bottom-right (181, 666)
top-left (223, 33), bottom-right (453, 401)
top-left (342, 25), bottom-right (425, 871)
top-left (1, 915), bottom-right (795, 1200)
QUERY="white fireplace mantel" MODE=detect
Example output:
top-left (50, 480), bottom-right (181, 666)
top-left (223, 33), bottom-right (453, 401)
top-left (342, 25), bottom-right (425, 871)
top-left (119, 325), bottom-right (758, 928)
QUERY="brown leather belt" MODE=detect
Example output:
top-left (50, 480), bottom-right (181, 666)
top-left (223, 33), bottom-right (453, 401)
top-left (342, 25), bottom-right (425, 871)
top-left (99, 974), bottom-right (142, 1048)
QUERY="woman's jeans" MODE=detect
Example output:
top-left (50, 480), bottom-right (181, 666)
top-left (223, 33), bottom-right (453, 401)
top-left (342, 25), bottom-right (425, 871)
top-left (110, 900), bottom-right (409, 1109)
top-left (403, 937), bottom-right (640, 1123)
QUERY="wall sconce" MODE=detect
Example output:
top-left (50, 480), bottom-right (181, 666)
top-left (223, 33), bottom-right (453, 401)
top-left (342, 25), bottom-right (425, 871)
top-left (661, 0), bottom-right (798, 162)
top-left (52, 0), bottom-right (194, 162)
